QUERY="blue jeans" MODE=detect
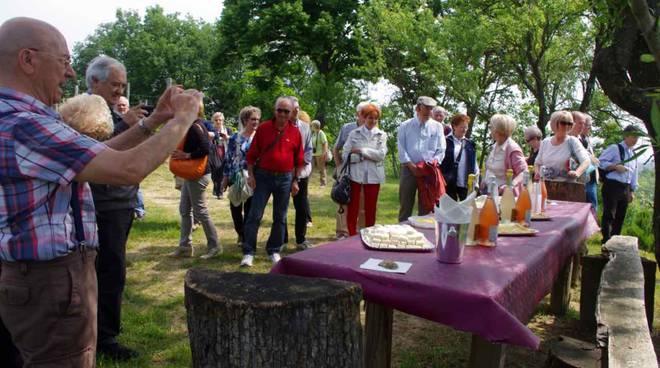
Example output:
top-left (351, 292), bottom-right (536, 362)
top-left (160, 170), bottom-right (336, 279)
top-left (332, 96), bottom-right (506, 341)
top-left (585, 179), bottom-right (598, 211)
top-left (135, 189), bottom-right (146, 217)
top-left (243, 169), bottom-right (292, 255)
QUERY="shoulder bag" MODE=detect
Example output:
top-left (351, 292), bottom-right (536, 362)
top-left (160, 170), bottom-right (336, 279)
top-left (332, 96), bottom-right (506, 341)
top-left (169, 121), bottom-right (209, 180)
top-left (331, 153), bottom-right (353, 205)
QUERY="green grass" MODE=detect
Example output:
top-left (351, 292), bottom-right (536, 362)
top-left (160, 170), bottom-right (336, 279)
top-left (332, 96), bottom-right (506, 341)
top-left (99, 164), bottom-right (658, 367)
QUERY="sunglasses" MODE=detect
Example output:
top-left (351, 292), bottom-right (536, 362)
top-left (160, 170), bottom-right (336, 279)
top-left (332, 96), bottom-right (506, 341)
top-left (559, 120), bottom-right (574, 127)
top-left (276, 108), bottom-right (291, 114)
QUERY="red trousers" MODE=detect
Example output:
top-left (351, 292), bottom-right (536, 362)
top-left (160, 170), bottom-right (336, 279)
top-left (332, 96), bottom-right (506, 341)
top-left (347, 181), bottom-right (380, 236)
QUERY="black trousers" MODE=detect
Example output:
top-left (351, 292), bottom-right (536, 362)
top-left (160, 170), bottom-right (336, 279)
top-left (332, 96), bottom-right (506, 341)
top-left (96, 208), bottom-right (134, 345)
top-left (601, 179), bottom-right (630, 244)
top-left (0, 265), bottom-right (22, 368)
top-left (445, 182), bottom-right (468, 202)
top-left (284, 177), bottom-right (310, 245)
top-left (230, 197), bottom-right (252, 243)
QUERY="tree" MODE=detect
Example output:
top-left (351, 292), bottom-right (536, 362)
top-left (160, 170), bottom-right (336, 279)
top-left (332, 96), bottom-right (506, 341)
top-left (488, 0), bottom-right (593, 133)
top-left (592, 0), bottom-right (660, 263)
top-left (72, 6), bottom-right (217, 107)
top-left (214, 0), bottom-right (364, 125)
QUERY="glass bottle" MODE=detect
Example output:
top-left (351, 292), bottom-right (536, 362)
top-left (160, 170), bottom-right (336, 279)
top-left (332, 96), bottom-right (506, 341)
top-left (515, 170), bottom-right (532, 226)
top-left (466, 173), bottom-right (478, 246)
top-left (540, 165), bottom-right (548, 213)
top-left (500, 169), bottom-right (515, 223)
top-left (477, 177), bottom-right (499, 247)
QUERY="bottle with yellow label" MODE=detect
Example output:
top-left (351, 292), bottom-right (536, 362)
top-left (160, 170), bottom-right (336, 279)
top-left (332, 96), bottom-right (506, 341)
top-left (466, 173), bottom-right (478, 246)
top-left (500, 169), bottom-right (515, 223)
top-left (477, 177), bottom-right (499, 247)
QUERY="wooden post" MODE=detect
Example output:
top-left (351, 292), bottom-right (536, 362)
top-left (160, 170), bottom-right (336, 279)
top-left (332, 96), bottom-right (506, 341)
top-left (579, 254), bottom-right (608, 331)
top-left (596, 236), bottom-right (657, 368)
top-left (641, 257), bottom-right (657, 331)
top-left (571, 242), bottom-right (588, 287)
top-left (550, 258), bottom-right (573, 315)
top-left (185, 270), bottom-right (363, 368)
top-left (468, 334), bottom-right (506, 368)
top-left (364, 301), bottom-right (392, 368)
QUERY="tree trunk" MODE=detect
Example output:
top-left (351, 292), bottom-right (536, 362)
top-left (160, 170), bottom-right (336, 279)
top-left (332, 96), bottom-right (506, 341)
top-left (184, 270), bottom-right (363, 368)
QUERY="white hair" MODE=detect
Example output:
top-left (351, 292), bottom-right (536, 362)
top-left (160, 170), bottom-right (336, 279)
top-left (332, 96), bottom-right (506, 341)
top-left (58, 94), bottom-right (114, 140)
top-left (286, 96), bottom-right (300, 109)
top-left (85, 55), bottom-right (126, 91)
top-left (523, 125), bottom-right (542, 140)
top-left (489, 114), bottom-right (517, 137)
top-left (432, 106), bottom-right (447, 115)
top-left (356, 101), bottom-right (369, 113)
top-left (212, 112), bottom-right (224, 120)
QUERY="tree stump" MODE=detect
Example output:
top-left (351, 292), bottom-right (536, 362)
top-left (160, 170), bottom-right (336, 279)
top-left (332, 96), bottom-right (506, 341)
top-left (184, 269), bottom-right (363, 368)
top-left (546, 336), bottom-right (601, 368)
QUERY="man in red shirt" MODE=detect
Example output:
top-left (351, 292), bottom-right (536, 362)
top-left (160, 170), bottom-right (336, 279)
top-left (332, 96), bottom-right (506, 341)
top-left (242, 97), bottom-right (304, 267)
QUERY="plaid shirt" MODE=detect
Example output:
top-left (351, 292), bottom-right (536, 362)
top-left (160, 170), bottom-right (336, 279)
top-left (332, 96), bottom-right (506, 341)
top-left (0, 87), bottom-right (105, 261)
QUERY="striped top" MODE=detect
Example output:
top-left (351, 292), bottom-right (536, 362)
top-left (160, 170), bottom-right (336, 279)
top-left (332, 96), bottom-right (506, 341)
top-left (0, 87), bottom-right (105, 261)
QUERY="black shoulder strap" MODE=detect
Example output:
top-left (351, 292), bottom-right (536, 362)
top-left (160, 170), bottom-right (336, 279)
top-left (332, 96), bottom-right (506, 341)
top-left (255, 128), bottom-right (285, 168)
top-left (617, 143), bottom-right (625, 162)
top-left (70, 182), bottom-right (86, 248)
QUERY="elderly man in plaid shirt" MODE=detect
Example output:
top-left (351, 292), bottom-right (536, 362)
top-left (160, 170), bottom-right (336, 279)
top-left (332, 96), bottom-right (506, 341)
top-left (0, 17), bottom-right (203, 367)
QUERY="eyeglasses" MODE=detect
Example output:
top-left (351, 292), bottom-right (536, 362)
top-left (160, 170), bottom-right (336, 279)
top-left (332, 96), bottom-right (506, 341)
top-left (559, 120), bottom-right (574, 127)
top-left (276, 108), bottom-right (291, 114)
top-left (27, 48), bottom-right (72, 68)
top-left (525, 137), bottom-right (539, 143)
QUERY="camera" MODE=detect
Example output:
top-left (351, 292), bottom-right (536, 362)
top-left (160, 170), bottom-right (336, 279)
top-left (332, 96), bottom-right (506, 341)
top-left (142, 105), bottom-right (154, 117)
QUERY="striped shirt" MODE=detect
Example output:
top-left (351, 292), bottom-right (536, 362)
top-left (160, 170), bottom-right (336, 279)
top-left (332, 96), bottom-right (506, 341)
top-left (0, 87), bottom-right (105, 261)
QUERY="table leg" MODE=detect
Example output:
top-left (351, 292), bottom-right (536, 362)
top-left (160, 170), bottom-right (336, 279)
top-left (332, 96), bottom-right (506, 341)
top-left (550, 257), bottom-right (574, 315)
top-left (364, 301), bottom-right (393, 368)
top-left (468, 334), bottom-right (506, 368)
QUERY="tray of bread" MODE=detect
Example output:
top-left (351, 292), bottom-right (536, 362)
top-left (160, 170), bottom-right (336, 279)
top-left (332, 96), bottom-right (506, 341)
top-left (497, 222), bottom-right (539, 236)
top-left (408, 215), bottom-right (437, 229)
top-left (360, 224), bottom-right (434, 251)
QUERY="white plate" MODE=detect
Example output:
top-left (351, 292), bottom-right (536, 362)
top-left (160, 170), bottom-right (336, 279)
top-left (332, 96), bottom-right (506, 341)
top-left (360, 225), bottom-right (434, 252)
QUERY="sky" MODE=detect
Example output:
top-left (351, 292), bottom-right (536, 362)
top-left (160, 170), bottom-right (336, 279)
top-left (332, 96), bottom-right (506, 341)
top-left (0, 0), bottom-right (224, 48)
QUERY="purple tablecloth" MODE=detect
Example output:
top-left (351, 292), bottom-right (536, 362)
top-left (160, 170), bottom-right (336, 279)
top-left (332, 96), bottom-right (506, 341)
top-left (271, 201), bottom-right (599, 349)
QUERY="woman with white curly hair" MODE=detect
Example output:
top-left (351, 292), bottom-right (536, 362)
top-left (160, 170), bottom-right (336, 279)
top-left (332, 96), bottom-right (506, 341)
top-left (483, 114), bottom-right (527, 193)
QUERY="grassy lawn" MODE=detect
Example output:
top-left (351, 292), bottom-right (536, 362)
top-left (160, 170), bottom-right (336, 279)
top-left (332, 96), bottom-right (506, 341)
top-left (98, 164), bottom-right (659, 367)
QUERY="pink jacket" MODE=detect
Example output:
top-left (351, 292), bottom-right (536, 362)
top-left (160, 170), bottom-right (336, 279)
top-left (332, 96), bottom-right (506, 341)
top-left (483, 138), bottom-right (528, 195)
top-left (503, 138), bottom-right (528, 195)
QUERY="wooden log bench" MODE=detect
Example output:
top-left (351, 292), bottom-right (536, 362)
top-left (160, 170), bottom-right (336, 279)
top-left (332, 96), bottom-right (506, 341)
top-left (548, 236), bottom-right (658, 368)
top-left (184, 269), bottom-right (363, 368)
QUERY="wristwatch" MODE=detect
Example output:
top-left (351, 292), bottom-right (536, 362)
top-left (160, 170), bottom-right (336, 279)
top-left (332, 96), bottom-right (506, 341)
top-left (137, 118), bottom-right (154, 136)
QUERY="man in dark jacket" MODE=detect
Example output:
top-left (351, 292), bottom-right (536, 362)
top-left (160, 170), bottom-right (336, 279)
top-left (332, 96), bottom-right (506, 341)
top-left (86, 55), bottom-right (144, 361)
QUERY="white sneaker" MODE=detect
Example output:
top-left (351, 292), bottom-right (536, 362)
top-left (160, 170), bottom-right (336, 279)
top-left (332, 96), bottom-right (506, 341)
top-left (268, 253), bottom-right (282, 264)
top-left (240, 254), bottom-right (254, 267)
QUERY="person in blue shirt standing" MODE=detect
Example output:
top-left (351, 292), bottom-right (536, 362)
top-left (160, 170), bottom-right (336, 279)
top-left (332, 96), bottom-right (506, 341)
top-left (598, 125), bottom-right (640, 244)
top-left (397, 96), bottom-right (446, 222)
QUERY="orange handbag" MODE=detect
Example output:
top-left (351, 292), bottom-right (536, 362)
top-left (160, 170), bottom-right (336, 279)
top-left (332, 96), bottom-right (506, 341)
top-left (169, 139), bottom-right (208, 180)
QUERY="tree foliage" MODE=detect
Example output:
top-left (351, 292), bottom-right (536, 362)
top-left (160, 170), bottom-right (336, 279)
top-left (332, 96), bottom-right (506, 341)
top-left (72, 6), bottom-right (216, 106)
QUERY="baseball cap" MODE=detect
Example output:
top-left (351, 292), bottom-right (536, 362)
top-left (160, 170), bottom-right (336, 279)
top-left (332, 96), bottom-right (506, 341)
top-left (416, 96), bottom-right (437, 107)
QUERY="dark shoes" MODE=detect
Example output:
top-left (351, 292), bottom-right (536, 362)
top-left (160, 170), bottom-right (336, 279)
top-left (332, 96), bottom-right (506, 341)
top-left (97, 342), bottom-right (138, 361)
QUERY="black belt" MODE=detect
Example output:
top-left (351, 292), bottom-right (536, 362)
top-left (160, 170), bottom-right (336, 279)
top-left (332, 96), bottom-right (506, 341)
top-left (604, 178), bottom-right (630, 187)
top-left (256, 168), bottom-right (292, 177)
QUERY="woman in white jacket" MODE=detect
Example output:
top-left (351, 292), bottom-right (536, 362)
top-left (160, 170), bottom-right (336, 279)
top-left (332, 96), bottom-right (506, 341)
top-left (341, 103), bottom-right (388, 235)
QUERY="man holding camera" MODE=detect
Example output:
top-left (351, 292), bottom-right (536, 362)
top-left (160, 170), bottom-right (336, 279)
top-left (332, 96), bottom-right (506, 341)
top-left (86, 55), bottom-right (145, 361)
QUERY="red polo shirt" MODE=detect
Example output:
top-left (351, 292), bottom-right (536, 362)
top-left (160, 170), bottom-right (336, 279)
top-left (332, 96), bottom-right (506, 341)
top-left (247, 119), bottom-right (304, 173)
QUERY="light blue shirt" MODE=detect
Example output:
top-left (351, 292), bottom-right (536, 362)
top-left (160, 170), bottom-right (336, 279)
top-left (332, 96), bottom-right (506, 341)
top-left (598, 140), bottom-right (639, 191)
top-left (397, 116), bottom-right (446, 164)
top-left (334, 121), bottom-right (359, 150)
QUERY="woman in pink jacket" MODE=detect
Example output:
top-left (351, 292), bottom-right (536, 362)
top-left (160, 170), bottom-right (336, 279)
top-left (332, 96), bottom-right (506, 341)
top-left (483, 114), bottom-right (527, 194)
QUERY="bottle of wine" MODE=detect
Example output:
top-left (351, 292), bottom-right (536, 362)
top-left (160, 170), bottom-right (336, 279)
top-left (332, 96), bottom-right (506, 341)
top-left (515, 170), bottom-right (532, 226)
top-left (477, 177), bottom-right (499, 247)
top-left (540, 165), bottom-right (548, 213)
top-left (466, 173), bottom-right (478, 246)
top-left (500, 169), bottom-right (515, 223)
